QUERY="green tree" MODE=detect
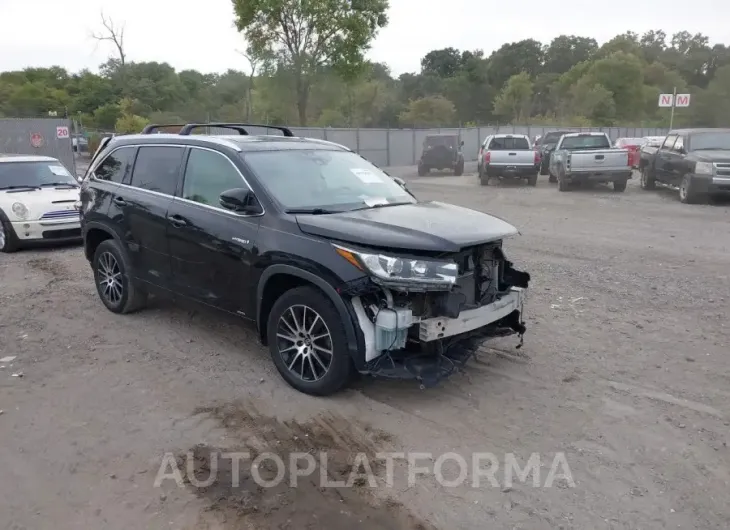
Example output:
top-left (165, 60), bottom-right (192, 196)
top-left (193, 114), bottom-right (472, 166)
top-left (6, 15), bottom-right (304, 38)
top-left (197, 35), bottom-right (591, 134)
top-left (487, 39), bottom-right (544, 90)
top-left (543, 36), bottom-right (598, 75)
top-left (571, 79), bottom-right (616, 125)
top-left (115, 113), bottom-right (149, 134)
top-left (421, 48), bottom-right (464, 78)
top-left (399, 95), bottom-right (455, 127)
top-left (231, 0), bottom-right (389, 125)
top-left (493, 72), bottom-right (533, 123)
top-left (582, 52), bottom-right (644, 120)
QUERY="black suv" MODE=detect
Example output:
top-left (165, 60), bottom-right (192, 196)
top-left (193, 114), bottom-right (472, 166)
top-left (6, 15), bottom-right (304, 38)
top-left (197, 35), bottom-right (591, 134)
top-left (417, 135), bottom-right (465, 176)
top-left (80, 123), bottom-right (530, 396)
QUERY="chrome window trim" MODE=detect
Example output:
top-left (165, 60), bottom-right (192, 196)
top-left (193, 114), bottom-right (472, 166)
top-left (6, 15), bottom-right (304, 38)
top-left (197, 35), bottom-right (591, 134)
top-left (93, 144), bottom-right (264, 219)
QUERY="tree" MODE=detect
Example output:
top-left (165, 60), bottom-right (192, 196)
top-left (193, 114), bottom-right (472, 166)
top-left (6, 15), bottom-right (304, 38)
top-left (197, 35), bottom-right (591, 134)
top-left (543, 36), bottom-right (598, 75)
top-left (493, 72), bottom-right (533, 123)
top-left (571, 79), bottom-right (616, 125)
top-left (399, 96), bottom-right (455, 127)
top-left (582, 52), bottom-right (644, 120)
top-left (231, 0), bottom-right (389, 126)
top-left (487, 39), bottom-right (544, 90)
top-left (421, 48), bottom-right (463, 77)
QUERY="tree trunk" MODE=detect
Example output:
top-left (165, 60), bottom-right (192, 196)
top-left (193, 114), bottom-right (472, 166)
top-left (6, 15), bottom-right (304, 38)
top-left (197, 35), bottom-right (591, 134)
top-left (295, 75), bottom-right (309, 126)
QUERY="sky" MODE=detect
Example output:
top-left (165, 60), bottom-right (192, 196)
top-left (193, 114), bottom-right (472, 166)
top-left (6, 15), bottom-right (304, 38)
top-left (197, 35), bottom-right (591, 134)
top-left (1, 0), bottom-right (729, 77)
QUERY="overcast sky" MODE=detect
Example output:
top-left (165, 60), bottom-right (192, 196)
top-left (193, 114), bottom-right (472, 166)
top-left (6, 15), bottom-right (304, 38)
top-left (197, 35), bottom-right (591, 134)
top-left (1, 0), bottom-right (729, 77)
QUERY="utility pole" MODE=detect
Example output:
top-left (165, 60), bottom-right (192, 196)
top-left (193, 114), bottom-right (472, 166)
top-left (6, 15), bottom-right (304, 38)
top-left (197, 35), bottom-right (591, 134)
top-left (669, 86), bottom-right (677, 129)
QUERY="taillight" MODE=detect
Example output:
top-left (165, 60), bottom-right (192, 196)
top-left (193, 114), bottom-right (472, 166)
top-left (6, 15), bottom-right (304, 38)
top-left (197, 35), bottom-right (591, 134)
top-left (534, 150), bottom-right (540, 163)
top-left (484, 152), bottom-right (491, 163)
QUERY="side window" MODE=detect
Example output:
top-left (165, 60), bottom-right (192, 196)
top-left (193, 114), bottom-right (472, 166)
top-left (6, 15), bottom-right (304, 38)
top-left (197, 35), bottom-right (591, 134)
top-left (672, 136), bottom-right (684, 153)
top-left (181, 148), bottom-right (246, 207)
top-left (129, 146), bottom-right (184, 196)
top-left (94, 147), bottom-right (136, 183)
top-left (661, 135), bottom-right (677, 151)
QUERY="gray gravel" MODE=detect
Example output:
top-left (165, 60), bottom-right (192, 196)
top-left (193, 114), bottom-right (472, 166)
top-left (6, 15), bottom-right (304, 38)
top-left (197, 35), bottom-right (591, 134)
top-left (1, 168), bottom-right (729, 530)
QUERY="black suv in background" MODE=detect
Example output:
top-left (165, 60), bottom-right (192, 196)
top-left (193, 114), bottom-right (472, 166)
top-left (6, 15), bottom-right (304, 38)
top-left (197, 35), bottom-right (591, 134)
top-left (80, 123), bottom-right (530, 396)
top-left (538, 130), bottom-right (573, 181)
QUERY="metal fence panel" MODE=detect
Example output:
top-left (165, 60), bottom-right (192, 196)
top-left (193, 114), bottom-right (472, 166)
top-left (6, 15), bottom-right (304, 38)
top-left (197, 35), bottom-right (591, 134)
top-left (0, 118), bottom-right (75, 173)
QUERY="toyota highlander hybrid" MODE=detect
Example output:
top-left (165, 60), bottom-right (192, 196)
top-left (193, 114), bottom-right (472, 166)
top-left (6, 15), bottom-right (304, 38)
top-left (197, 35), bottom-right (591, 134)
top-left (79, 122), bottom-right (531, 395)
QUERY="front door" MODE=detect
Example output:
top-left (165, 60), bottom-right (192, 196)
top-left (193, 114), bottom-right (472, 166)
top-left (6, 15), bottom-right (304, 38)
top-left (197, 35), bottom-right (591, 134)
top-left (167, 147), bottom-right (261, 316)
top-left (654, 134), bottom-right (678, 183)
top-left (116, 145), bottom-right (185, 288)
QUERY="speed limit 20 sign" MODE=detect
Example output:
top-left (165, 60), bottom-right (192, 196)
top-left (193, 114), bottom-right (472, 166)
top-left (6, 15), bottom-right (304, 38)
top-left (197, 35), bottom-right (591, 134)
top-left (56, 126), bottom-right (70, 139)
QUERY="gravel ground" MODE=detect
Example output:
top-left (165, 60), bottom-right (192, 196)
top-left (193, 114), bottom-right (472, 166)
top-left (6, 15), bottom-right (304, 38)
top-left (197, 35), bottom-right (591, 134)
top-left (2, 168), bottom-right (730, 530)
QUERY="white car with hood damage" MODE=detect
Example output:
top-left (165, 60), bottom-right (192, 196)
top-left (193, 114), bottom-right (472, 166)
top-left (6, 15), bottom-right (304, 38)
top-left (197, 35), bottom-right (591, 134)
top-left (0, 155), bottom-right (81, 253)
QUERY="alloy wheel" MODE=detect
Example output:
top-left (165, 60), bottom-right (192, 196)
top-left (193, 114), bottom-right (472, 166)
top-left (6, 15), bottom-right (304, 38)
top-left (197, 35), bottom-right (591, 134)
top-left (97, 251), bottom-right (123, 305)
top-left (0, 223), bottom-right (5, 250)
top-left (276, 304), bottom-right (333, 382)
top-left (680, 177), bottom-right (688, 201)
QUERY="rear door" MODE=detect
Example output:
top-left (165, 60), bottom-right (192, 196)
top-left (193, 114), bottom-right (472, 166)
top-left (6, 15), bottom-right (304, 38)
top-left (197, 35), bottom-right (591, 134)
top-left (113, 145), bottom-right (185, 288)
top-left (167, 146), bottom-right (261, 315)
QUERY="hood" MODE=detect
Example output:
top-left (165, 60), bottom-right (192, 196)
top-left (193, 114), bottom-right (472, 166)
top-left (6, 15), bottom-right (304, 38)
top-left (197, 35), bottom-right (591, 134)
top-left (0, 187), bottom-right (80, 221)
top-left (295, 201), bottom-right (518, 253)
top-left (691, 150), bottom-right (730, 163)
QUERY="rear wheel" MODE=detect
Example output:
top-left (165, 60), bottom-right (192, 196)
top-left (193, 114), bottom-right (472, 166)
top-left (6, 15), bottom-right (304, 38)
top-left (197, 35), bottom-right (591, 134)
top-left (417, 163), bottom-right (428, 176)
top-left (539, 161), bottom-right (548, 176)
top-left (640, 166), bottom-right (655, 190)
top-left (267, 286), bottom-right (353, 396)
top-left (480, 175), bottom-right (489, 186)
top-left (613, 178), bottom-right (628, 192)
top-left (454, 159), bottom-right (464, 176)
top-left (527, 173), bottom-right (538, 186)
top-left (92, 239), bottom-right (147, 314)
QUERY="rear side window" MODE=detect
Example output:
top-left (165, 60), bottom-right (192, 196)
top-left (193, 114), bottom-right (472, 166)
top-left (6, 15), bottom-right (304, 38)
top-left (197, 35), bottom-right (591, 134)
top-left (560, 135), bottom-right (611, 149)
top-left (129, 146), bottom-right (184, 196)
top-left (94, 147), bottom-right (136, 183)
top-left (488, 137), bottom-right (530, 150)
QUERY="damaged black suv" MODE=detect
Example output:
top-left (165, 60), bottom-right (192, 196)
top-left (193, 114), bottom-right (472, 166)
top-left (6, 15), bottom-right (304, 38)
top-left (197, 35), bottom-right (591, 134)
top-left (79, 122), bottom-right (530, 396)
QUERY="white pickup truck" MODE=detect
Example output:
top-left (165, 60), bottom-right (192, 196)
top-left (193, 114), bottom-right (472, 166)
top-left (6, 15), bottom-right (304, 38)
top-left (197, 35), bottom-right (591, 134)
top-left (477, 134), bottom-right (540, 186)
top-left (548, 132), bottom-right (632, 192)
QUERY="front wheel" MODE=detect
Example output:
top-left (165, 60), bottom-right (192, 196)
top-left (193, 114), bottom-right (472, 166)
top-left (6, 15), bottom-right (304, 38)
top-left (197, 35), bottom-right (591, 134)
top-left (679, 174), bottom-right (701, 204)
top-left (417, 163), bottom-right (428, 176)
top-left (539, 161), bottom-right (548, 176)
top-left (640, 167), bottom-right (655, 190)
top-left (0, 217), bottom-right (19, 253)
top-left (267, 286), bottom-right (354, 396)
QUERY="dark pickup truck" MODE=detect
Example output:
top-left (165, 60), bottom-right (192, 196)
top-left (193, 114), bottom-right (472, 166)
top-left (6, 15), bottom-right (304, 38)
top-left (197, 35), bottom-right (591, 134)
top-left (640, 128), bottom-right (730, 203)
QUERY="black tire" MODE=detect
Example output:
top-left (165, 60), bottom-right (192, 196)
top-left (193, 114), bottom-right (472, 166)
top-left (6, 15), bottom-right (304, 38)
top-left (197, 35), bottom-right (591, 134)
top-left (92, 239), bottom-right (147, 314)
top-left (417, 163), bottom-right (428, 176)
top-left (613, 178), bottom-right (628, 192)
top-left (0, 214), bottom-right (20, 253)
top-left (527, 173), bottom-right (538, 186)
top-left (679, 174), bottom-right (701, 204)
top-left (454, 160), bottom-right (464, 176)
top-left (480, 175), bottom-right (489, 186)
top-left (640, 167), bottom-right (655, 190)
top-left (548, 174), bottom-right (557, 183)
top-left (539, 161), bottom-right (548, 176)
top-left (558, 173), bottom-right (569, 192)
top-left (267, 286), bottom-right (354, 396)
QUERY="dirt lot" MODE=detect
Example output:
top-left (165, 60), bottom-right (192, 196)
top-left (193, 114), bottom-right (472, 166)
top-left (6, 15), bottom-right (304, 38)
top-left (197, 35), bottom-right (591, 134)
top-left (2, 168), bottom-right (730, 530)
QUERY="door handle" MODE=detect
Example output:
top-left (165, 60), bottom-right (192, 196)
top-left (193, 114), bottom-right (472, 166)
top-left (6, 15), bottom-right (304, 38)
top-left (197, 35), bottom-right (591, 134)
top-left (168, 214), bottom-right (188, 227)
top-left (113, 196), bottom-right (126, 206)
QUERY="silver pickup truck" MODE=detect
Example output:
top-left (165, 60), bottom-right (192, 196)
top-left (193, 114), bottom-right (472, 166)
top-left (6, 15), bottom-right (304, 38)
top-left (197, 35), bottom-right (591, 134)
top-left (548, 132), bottom-right (632, 192)
top-left (477, 134), bottom-right (539, 186)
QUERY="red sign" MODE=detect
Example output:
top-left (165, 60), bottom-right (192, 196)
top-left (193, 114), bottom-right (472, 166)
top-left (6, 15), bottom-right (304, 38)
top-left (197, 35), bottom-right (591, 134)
top-left (30, 133), bottom-right (44, 148)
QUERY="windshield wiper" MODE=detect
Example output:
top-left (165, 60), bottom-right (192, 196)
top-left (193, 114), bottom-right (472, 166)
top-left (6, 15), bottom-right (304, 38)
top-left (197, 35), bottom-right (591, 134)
top-left (284, 208), bottom-right (343, 215)
top-left (350, 201), bottom-right (414, 212)
top-left (0, 185), bottom-right (41, 191)
top-left (40, 182), bottom-right (78, 188)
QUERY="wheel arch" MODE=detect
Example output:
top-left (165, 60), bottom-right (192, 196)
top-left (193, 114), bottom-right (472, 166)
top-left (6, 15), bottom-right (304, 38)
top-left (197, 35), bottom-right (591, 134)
top-left (256, 264), bottom-right (365, 369)
top-left (83, 221), bottom-right (120, 262)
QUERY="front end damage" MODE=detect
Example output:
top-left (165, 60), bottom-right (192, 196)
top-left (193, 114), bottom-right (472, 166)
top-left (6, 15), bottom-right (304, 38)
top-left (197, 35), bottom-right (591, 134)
top-left (336, 242), bottom-right (530, 388)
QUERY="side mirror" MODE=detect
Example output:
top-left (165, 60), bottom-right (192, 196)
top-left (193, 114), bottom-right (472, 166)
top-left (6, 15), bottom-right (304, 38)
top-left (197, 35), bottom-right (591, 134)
top-left (220, 188), bottom-right (262, 214)
top-left (460, 140), bottom-right (465, 146)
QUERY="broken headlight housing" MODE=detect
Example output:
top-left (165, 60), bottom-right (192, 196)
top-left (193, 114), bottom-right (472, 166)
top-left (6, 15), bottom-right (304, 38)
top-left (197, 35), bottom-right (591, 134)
top-left (334, 244), bottom-right (458, 291)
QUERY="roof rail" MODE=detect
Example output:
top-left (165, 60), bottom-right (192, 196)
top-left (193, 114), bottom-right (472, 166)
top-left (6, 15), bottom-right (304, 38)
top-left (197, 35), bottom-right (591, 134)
top-left (140, 124), bottom-right (187, 134)
top-left (178, 122), bottom-right (294, 137)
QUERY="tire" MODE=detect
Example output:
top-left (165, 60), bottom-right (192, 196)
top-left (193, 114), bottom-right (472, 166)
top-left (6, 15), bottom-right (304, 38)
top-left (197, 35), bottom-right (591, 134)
top-left (640, 167), bottom-right (655, 190)
top-left (454, 160), bottom-right (464, 176)
top-left (480, 175), bottom-right (489, 186)
top-left (558, 173), bottom-right (569, 192)
top-left (267, 286), bottom-right (354, 396)
top-left (417, 163), bottom-right (428, 176)
top-left (613, 178), bottom-right (628, 192)
top-left (548, 173), bottom-right (557, 183)
top-left (92, 239), bottom-right (148, 314)
top-left (527, 173), bottom-right (538, 186)
top-left (0, 215), bottom-right (20, 253)
top-left (679, 174), bottom-right (700, 204)
top-left (539, 161), bottom-right (548, 176)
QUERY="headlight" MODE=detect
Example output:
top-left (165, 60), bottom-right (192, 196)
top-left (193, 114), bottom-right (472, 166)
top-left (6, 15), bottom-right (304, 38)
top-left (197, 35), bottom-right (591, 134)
top-left (334, 244), bottom-right (458, 291)
top-left (11, 202), bottom-right (29, 219)
top-left (695, 162), bottom-right (713, 175)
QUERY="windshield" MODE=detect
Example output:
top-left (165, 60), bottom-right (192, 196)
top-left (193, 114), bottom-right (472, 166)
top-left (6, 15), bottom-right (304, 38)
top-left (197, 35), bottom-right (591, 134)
top-left (543, 132), bottom-right (570, 145)
top-left (425, 136), bottom-right (457, 148)
top-left (0, 161), bottom-right (78, 189)
top-left (689, 132), bottom-right (730, 151)
top-left (488, 137), bottom-right (530, 150)
top-left (243, 150), bottom-right (415, 211)
top-left (560, 135), bottom-right (611, 150)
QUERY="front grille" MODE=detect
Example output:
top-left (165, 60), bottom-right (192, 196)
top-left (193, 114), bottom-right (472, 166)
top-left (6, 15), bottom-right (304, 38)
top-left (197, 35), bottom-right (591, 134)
top-left (39, 210), bottom-right (79, 220)
top-left (42, 228), bottom-right (81, 240)
top-left (714, 163), bottom-right (730, 177)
